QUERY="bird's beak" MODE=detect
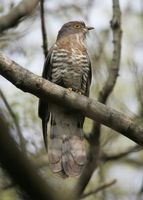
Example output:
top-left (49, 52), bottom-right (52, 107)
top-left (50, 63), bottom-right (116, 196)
top-left (83, 26), bottom-right (94, 33)
top-left (87, 26), bottom-right (94, 30)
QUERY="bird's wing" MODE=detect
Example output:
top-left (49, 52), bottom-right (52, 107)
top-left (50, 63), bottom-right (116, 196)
top-left (38, 47), bottom-right (53, 150)
top-left (78, 55), bottom-right (92, 131)
top-left (85, 56), bottom-right (92, 97)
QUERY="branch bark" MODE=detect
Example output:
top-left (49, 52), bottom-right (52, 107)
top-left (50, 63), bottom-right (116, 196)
top-left (0, 52), bottom-right (143, 145)
top-left (0, 0), bottom-right (39, 33)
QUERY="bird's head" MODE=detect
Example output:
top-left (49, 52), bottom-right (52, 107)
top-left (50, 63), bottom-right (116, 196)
top-left (57, 21), bottom-right (94, 40)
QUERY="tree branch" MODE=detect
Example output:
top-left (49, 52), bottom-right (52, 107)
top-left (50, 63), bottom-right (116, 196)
top-left (0, 0), bottom-right (39, 33)
top-left (89, 0), bottom-right (122, 144)
top-left (98, 0), bottom-right (122, 103)
top-left (0, 52), bottom-right (143, 146)
top-left (40, 0), bottom-right (48, 58)
top-left (81, 179), bottom-right (116, 199)
top-left (102, 145), bottom-right (142, 162)
top-left (0, 89), bottom-right (26, 153)
top-left (76, 134), bottom-right (100, 196)
top-left (0, 114), bottom-right (57, 200)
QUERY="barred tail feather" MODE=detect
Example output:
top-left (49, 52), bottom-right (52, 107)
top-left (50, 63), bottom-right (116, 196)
top-left (48, 104), bottom-right (87, 177)
top-left (62, 135), bottom-right (86, 176)
top-left (48, 134), bottom-right (86, 177)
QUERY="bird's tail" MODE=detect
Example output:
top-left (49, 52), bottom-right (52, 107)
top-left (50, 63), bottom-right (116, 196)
top-left (48, 134), bottom-right (86, 177)
top-left (48, 106), bottom-right (87, 177)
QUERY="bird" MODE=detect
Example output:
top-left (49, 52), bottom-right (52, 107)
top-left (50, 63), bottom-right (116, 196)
top-left (38, 21), bottom-right (93, 177)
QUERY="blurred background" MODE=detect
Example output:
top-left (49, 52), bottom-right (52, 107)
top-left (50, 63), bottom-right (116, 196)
top-left (0, 0), bottom-right (143, 199)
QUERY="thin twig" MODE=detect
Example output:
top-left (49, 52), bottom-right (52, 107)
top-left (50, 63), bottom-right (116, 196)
top-left (0, 0), bottom-right (39, 34)
top-left (81, 179), bottom-right (116, 199)
top-left (98, 0), bottom-right (122, 104)
top-left (40, 0), bottom-right (48, 58)
top-left (131, 62), bottom-right (143, 116)
top-left (0, 89), bottom-right (26, 153)
top-left (102, 145), bottom-right (142, 162)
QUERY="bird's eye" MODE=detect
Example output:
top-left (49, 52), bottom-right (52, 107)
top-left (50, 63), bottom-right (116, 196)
top-left (74, 24), bottom-right (81, 29)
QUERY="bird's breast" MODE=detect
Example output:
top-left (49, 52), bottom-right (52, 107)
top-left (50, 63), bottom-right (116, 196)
top-left (50, 47), bottom-right (90, 93)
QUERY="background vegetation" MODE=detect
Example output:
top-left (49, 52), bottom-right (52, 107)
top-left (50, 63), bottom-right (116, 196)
top-left (0, 0), bottom-right (143, 199)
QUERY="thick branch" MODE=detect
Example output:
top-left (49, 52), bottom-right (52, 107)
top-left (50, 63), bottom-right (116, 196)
top-left (0, 115), bottom-right (56, 200)
top-left (0, 0), bottom-right (39, 33)
top-left (0, 52), bottom-right (143, 146)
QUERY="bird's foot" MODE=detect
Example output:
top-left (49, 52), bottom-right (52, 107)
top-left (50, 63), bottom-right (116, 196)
top-left (75, 89), bottom-right (82, 95)
top-left (67, 87), bottom-right (73, 93)
top-left (67, 88), bottom-right (82, 95)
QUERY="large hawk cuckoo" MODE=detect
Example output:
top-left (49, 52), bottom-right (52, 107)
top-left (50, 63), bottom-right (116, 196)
top-left (38, 21), bottom-right (93, 177)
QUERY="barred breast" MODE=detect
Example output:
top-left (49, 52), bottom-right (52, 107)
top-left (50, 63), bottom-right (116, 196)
top-left (50, 46), bottom-right (90, 95)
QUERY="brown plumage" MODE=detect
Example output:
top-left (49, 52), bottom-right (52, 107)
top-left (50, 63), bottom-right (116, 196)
top-left (38, 21), bottom-right (93, 177)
